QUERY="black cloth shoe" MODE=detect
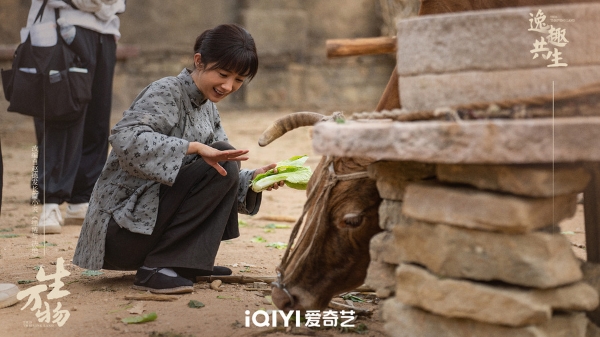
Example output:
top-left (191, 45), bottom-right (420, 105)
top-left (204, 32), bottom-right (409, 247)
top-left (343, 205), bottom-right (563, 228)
top-left (132, 268), bottom-right (194, 294)
top-left (174, 266), bottom-right (233, 282)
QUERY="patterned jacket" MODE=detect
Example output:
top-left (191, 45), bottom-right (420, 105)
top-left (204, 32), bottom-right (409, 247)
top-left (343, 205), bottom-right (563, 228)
top-left (73, 68), bottom-right (258, 270)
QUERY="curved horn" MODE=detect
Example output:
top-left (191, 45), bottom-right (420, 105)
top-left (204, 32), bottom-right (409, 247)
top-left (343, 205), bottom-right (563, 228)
top-left (258, 112), bottom-right (326, 147)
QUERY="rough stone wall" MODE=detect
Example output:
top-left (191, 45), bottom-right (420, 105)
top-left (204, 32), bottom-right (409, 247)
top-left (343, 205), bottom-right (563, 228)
top-left (0, 0), bottom-right (418, 114)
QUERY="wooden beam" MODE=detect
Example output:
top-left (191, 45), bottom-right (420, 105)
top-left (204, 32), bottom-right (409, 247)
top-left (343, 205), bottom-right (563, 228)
top-left (326, 36), bottom-right (396, 59)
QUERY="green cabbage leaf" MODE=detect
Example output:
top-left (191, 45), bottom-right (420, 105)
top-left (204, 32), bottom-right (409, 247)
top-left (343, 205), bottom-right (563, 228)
top-left (251, 155), bottom-right (312, 192)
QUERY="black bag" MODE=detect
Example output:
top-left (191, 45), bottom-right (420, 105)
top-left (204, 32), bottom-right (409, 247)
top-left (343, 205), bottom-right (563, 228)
top-left (1, 1), bottom-right (92, 122)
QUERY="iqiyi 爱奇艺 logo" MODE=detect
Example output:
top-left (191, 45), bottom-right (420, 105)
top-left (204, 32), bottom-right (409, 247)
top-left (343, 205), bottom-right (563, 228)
top-left (528, 9), bottom-right (570, 67)
top-left (245, 309), bottom-right (356, 328)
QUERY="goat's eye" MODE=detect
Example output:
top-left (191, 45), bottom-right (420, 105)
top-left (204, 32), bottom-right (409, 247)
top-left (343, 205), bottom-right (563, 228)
top-left (343, 213), bottom-right (363, 228)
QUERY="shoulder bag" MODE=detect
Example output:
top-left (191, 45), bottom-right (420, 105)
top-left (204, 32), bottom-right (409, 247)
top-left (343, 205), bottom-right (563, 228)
top-left (1, 0), bottom-right (93, 122)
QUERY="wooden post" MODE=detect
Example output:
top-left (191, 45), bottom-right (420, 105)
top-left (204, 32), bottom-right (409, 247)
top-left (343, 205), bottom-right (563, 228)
top-left (584, 162), bottom-right (600, 263)
top-left (584, 162), bottom-right (600, 326)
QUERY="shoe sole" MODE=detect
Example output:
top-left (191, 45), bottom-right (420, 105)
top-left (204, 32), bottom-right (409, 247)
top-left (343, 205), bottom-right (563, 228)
top-left (0, 284), bottom-right (19, 308)
top-left (37, 224), bottom-right (61, 234)
top-left (0, 296), bottom-right (19, 309)
top-left (131, 284), bottom-right (193, 294)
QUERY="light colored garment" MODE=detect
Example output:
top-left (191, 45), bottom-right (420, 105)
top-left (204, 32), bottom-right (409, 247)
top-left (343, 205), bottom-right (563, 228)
top-left (22, 0), bottom-right (125, 42)
top-left (73, 68), bottom-right (257, 270)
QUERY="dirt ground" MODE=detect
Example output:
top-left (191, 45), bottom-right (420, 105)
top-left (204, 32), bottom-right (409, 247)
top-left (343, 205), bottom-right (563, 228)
top-left (0, 108), bottom-right (588, 337)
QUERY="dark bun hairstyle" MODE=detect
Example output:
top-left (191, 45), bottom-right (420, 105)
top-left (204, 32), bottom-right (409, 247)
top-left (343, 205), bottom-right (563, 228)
top-left (194, 24), bottom-right (259, 81)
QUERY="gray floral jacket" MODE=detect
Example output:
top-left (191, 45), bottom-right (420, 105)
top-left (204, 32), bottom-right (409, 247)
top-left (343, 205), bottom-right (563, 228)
top-left (73, 68), bottom-right (258, 270)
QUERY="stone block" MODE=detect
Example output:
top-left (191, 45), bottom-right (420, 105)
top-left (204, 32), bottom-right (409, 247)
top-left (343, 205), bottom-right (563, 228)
top-left (379, 199), bottom-right (413, 231)
top-left (394, 264), bottom-right (598, 327)
top-left (396, 3), bottom-right (600, 76)
top-left (380, 214), bottom-right (582, 288)
top-left (369, 231), bottom-right (398, 263)
top-left (436, 163), bottom-right (590, 197)
top-left (402, 182), bottom-right (577, 233)
top-left (382, 300), bottom-right (589, 337)
top-left (399, 65), bottom-right (600, 112)
top-left (312, 117), bottom-right (600, 163)
top-left (364, 260), bottom-right (396, 299)
top-left (368, 161), bottom-right (436, 200)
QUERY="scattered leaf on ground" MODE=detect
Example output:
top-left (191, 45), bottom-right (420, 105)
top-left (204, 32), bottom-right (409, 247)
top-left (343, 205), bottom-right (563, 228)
top-left (251, 236), bottom-right (267, 243)
top-left (188, 300), bottom-right (205, 308)
top-left (0, 228), bottom-right (14, 232)
top-left (121, 312), bottom-right (157, 324)
top-left (37, 241), bottom-right (57, 248)
top-left (562, 231), bottom-right (576, 235)
top-left (82, 270), bottom-right (104, 276)
top-left (266, 242), bottom-right (288, 250)
top-left (342, 294), bottom-right (365, 303)
top-left (238, 220), bottom-right (248, 227)
top-left (217, 295), bottom-right (240, 300)
top-left (18, 279), bottom-right (37, 284)
top-left (0, 234), bottom-right (19, 238)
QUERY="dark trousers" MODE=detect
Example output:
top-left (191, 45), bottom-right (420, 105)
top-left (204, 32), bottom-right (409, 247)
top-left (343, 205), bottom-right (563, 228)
top-left (34, 27), bottom-right (116, 204)
top-left (103, 141), bottom-right (241, 271)
top-left (0, 140), bottom-right (3, 213)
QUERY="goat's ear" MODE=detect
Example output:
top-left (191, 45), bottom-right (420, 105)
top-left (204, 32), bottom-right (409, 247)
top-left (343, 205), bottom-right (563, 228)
top-left (338, 213), bottom-right (363, 228)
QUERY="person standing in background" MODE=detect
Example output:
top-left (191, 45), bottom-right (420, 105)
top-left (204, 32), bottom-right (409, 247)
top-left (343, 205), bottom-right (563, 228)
top-left (0, 140), bottom-right (3, 215)
top-left (23, 0), bottom-right (126, 234)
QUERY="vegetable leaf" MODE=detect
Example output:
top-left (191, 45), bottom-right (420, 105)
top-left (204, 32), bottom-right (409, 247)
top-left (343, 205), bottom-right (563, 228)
top-left (188, 300), bottom-right (205, 308)
top-left (266, 242), bottom-right (288, 250)
top-left (251, 155), bottom-right (312, 192)
top-left (121, 312), bottom-right (157, 324)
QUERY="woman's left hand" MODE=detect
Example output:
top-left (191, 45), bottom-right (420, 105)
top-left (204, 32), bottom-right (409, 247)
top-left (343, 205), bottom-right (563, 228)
top-left (253, 163), bottom-right (285, 191)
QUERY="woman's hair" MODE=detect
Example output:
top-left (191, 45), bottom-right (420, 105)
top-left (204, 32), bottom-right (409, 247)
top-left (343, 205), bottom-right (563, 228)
top-left (194, 24), bottom-right (259, 81)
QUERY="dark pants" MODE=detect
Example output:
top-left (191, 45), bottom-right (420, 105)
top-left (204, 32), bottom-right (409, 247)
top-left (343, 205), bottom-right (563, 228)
top-left (34, 27), bottom-right (116, 204)
top-left (0, 140), bottom-right (3, 214)
top-left (103, 141), bottom-right (241, 271)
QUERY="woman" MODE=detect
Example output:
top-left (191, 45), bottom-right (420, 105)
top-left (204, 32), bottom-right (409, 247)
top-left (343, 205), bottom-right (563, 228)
top-left (73, 24), bottom-right (283, 294)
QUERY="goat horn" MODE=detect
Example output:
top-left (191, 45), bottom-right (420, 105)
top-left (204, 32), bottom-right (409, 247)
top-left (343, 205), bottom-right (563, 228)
top-left (258, 111), bottom-right (327, 147)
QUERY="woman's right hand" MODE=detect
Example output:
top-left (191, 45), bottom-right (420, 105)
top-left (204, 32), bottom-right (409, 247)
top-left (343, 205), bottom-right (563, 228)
top-left (187, 142), bottom-right (249, 176)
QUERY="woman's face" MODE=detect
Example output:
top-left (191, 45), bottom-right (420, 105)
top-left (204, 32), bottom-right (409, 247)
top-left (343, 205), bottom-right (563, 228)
top-left (193, 60), bottom-right (247, 103)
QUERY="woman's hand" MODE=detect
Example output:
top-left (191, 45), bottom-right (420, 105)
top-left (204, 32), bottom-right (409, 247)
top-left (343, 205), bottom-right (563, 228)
top-left (187, 142), bottom-right (249, 176)
top-left (253, 163), bottom-right (285, 191)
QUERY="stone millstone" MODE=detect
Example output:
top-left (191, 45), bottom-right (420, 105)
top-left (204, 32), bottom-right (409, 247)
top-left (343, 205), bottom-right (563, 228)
top-left (376, 212), bottom-right (583, 288)
top-left (394, 264), bottom-right (599, 327)
top-left (436, 164), bottom-right (590, 197)
top-left (311, 118), bottom-right (600, 164)
top-left (402, 181), bottom-right (577, 233)
top-left (395, 2), bottom-right (600, 112)
top-left (382, 300), bottom-right (589, 337)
